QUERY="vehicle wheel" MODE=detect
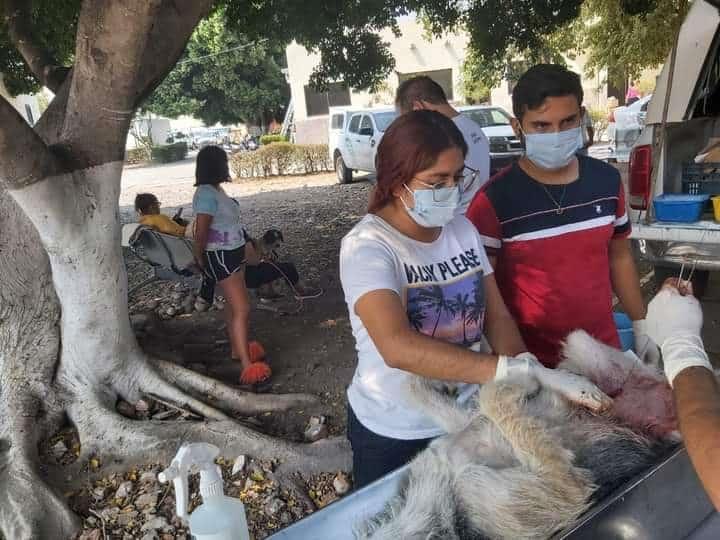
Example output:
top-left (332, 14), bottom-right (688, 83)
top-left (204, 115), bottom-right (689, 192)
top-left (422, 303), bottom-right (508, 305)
top-left (653, 265), bottom-right (709, 299)
top-left (335, 155), bottom-right (353, 184)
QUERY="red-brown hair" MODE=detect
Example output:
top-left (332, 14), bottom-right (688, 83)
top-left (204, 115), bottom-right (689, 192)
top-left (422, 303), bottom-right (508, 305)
top-left (368, 110), bottom-right (468, 213)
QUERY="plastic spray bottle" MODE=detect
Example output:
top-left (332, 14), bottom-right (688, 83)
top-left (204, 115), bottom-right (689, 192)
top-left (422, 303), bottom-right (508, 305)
top-left (159, 442), bottom-right (250, 540)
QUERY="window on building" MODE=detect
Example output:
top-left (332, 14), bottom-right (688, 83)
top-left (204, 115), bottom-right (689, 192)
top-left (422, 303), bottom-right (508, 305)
top-left (348, 114), bottom-right (362, 134)
top-left (331, 114), bottom-right (345, 130)
top-left (25, 104), bottom-right (34, 125)
top-left (398, 69), bottom-right (454, 101)
top-left (304, 82), bottom-right (351, 117)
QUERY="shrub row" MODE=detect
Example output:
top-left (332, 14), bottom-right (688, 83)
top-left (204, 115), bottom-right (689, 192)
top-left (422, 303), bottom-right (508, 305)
top-left (151, 142), bottom-right (188, 163)
top-left (259, 134), bottom-right (288, 145)
top-left (230, 143), bottom-right (331, 179)
top-left (125, 147), bottom-right (150, 164)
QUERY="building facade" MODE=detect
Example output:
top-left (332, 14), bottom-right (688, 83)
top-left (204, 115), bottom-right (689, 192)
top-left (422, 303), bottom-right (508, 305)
top-left (285, 18), bottom-right (609, 144)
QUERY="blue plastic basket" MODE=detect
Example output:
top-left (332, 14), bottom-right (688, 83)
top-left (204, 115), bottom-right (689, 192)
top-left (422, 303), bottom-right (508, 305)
top-left (613, 312), bottom-right (634, 352)
top-left (653, 194), bottom-right (710, 223)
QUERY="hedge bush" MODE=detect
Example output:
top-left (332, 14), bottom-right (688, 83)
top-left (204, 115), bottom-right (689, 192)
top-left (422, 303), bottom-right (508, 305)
top-left (230, 143), bottom-right (330, 179)
top-left (151, 142), bottom-right (188, 163)
top-left (259, 134), bottom-right (288, 145)
top-left (125, 147), bottom-right (150, 164)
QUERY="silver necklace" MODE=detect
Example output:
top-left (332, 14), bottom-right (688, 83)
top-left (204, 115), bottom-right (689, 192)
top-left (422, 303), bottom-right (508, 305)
top-left (539, 183), bottom-right (568, 215)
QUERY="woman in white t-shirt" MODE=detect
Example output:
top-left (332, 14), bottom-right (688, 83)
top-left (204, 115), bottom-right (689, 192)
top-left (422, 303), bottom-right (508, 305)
top-left (339, 110), bottom-right (530, 488)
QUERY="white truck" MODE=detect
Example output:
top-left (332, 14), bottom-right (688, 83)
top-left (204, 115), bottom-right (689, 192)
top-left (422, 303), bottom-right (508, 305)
top-left (629, 0), bottom-right (720, 297)
top-left (329, 105), bottom-right (523, 184)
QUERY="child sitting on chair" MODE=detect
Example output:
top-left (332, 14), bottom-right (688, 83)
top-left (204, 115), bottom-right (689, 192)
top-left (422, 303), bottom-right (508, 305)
top-left (134, 193), bottom-right (190, 237)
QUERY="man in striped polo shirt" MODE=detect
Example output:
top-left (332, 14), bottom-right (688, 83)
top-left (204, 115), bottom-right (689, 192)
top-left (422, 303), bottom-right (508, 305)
top-left (467, 64), bottom-right (660, 368)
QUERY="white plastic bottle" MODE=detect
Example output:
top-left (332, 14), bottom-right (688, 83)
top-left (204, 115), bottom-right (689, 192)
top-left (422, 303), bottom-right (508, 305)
top-left (159, 442), bottom-right (250, 540)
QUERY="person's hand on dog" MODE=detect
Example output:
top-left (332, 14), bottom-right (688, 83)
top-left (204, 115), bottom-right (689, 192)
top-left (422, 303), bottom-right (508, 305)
top-left (496, 352), bottom-right (612, 412)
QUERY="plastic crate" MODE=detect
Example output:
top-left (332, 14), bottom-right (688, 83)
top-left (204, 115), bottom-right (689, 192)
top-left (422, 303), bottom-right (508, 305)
top-left (653, 194), bottom-right (710, 223)
top-left (682, 162), bottom-right (720, 195)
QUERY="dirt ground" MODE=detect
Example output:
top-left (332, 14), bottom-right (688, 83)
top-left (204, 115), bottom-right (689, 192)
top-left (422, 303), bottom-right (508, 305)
top-left (123, 171), bottom-right (373, 440)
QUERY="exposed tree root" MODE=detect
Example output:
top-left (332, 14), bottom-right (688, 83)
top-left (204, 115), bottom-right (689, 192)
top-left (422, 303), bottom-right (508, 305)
top-left (151, 358), bottom-right (320, 414)
top-left (55, 401), bottom-right (351, 491)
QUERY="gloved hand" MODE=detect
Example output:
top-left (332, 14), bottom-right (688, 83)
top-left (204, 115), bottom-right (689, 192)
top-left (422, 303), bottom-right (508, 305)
top-left (632, 319), bottom-right (661, 366)
top-left (646, 284), bottom-right (712, 387)
top-left (496, 352), bottom-right (612, 412)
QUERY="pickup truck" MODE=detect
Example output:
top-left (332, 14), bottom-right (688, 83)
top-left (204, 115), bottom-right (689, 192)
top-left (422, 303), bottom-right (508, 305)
top-left (628, 0), bottom-right (720, 297)
top-left (329, 105), bottom-right (522, 184)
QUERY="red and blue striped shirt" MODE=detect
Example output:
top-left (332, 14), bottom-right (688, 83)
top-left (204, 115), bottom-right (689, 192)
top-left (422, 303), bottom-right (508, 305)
top-left (467, 156), bottom-right (630, 367)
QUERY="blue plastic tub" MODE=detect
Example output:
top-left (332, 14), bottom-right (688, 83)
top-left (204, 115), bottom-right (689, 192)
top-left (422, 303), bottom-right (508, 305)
top-left (653, 194), bottom-right (710, 223)
top-left (614, 312), bottom-right (634, 352)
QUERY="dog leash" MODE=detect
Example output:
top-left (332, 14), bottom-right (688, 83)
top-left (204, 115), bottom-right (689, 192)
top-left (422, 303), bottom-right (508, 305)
top-left (261, 259), bottom-right (324, 314)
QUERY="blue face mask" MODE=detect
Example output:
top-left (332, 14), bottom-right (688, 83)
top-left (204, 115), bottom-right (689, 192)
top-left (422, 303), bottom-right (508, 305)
top-left (523, 126), bottom-right (583, 170)
top-left (401, 184), bottom-right (460, 228)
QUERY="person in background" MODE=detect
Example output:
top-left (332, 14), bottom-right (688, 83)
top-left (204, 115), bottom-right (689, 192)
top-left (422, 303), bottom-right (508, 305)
top-left (646, 280), bottom-right (720, 511)
top-left (134, 193), bottom-right (187, 236)
top-left (626, 81), bottom-right (640, 105)
top-left (395, 76), bottom-right (489, 214)
top-left (467, 64), bottom-right (660, 368)
top-left (192, 145), bottom-right (271, 386)
top-left (340, 109), bottom-right (609, 489)
top-left (577, 107), bottom-right (594, 157)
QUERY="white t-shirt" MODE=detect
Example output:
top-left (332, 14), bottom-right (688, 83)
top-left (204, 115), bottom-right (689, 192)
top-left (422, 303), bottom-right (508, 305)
top-left (453, 114), bottom-right (490, 214)
top-left (340, 214), bottom-right (494, 440)
top-left (192, 185), bottom-right (245, 251)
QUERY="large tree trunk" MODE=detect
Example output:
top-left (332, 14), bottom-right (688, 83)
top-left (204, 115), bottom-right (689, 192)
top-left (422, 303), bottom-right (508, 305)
top-left (1, 161), bottom-right (351, 540)
top-left (0, 3), bottom-right (351, 537)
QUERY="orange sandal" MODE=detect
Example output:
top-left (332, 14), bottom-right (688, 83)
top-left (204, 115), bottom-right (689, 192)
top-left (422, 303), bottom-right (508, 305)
top-left (240, 361), bottom-right (272, 385)
top-left (249, 341), bottom-right (267, 363)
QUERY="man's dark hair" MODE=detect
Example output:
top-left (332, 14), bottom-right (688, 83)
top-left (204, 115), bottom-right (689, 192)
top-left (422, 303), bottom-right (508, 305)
top-left (195, 145), bottom-right (230, 186)
top-left (395, 76), bottom-right (448, 113)
top-left (512, 64), bottom-right (583, 121)
top-left (134, 193), bottom-right (158, 214)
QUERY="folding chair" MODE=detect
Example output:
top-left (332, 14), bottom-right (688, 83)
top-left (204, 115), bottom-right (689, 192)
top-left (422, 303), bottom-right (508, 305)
top-left (122, 224), bottom-right (201, 296)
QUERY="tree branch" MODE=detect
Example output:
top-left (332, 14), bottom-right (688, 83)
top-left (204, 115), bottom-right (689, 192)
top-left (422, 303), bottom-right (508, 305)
top-left (3, 0), bottom-right (69, 92)
top-left (134, 0), bottom-right (216, 107)
top-left (0, 95), bottom-right (59, 189)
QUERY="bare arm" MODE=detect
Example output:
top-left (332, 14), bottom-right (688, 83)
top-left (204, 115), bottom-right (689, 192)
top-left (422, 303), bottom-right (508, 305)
top-left (609, 238), bottom-right (646, 320)
top-left (483, 273), bottom-right (527, 355)
top-left (355, 290), bottom-right (500, 384)
top-left (192, 213), bottom-right (213, 267)
top-left (673, 367), bottom-right (720, 511)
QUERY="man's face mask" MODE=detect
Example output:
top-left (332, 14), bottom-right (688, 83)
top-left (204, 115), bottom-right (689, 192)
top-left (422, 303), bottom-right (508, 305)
top-left (522, 126), bottom-right (583, 170)
top-left (401, 183), bottom-right (461, 228)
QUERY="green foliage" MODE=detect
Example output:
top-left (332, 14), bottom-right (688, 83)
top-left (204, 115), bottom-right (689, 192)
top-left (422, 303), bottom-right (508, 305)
top-left (142, 9), bottom-right (289, 127)
top-left (151, 142), bottom-right (188, 164)
top-left (259, 134), bottom-right (288, 145)
top-left (0, 0), bottom-right (80, 96)
top-left (125, 147), bottom-right (150, 165)
top-left (589, 107), bottom-right (609, 141)
top-left (571, 0), bottom-right (690, 80)
top-left (230, 144), bottom-right (330, 179)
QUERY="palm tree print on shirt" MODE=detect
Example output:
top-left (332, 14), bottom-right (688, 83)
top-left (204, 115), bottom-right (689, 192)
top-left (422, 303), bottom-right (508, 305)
top-left (406, 268), bottom-right (485, 347)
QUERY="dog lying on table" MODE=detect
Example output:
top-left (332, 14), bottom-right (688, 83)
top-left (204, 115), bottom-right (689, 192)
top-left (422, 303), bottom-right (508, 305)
top-left (358, 329), bottom-right (679, 540)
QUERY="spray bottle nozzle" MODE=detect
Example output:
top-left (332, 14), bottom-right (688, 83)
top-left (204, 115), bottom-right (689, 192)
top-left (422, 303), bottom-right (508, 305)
top-left (158, 443), bottom-right (221, 520)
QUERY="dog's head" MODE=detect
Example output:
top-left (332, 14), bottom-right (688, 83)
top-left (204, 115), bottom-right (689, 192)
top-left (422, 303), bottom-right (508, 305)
top-left (261, 228), bottom-right (284, 251)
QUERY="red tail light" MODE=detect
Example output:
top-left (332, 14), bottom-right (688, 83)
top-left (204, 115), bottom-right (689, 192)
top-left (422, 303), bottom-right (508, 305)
top-left (629, 144), bottom-right (652, 210)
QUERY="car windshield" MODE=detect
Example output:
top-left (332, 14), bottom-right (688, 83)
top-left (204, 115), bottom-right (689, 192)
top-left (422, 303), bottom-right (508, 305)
top-left (463, 108), bottom-right (512, 128)
top-left (373, 111), bottom-right (398, 132)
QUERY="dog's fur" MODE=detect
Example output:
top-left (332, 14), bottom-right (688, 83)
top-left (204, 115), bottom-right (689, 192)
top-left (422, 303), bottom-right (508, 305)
top-left (357, 331), bottom-right (677, 540)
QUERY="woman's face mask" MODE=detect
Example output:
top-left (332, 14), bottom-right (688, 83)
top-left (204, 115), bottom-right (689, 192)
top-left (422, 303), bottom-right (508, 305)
top-left (522, 126), bottom-right (583, 170)
top-left (401, 183), bottom-right (461, 228)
